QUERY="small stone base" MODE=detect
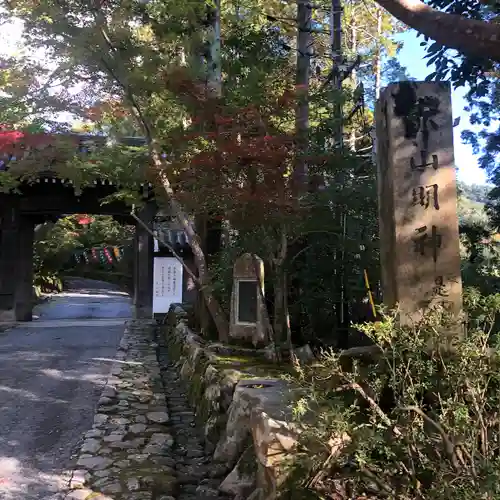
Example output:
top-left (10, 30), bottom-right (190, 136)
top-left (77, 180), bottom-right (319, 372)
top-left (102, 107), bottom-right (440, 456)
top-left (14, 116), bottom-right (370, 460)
top-left (0, 309), bottom-right (15, 323)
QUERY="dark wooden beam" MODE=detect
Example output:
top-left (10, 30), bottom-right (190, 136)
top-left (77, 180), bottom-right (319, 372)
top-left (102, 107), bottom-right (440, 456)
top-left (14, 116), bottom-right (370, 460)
top-left (15, 216), bottom-right (34, 321)
top-left (134, 201), bottom-right (156, 319)
top-left (0, 203), bottom-right (20, 321)
top-left (18, 196), bottom-right (131, 216)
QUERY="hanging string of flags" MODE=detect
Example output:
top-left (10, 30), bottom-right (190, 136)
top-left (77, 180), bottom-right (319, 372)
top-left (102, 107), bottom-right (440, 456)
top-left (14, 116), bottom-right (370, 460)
top-left (72, 245), bottom-right (125, 265)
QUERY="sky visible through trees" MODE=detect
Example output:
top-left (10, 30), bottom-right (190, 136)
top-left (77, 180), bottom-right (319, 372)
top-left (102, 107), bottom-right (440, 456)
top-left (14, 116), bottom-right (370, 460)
top-left (396, 31), bottom-right (489, 186)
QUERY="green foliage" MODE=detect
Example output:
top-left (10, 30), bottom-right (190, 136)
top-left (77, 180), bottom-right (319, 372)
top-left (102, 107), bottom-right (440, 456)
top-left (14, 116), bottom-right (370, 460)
top-left (58, 146), bottom-right (148, 202)
top-left (290, 174), bottom-right (379, 342)
top-left (0, 52), bottom-right (75, 129)
top-left (458, 181), bottom-right (492, 206)
top-left (208, 147), bottom-right (379, 345)
top-left (281, 291), bottom-right (500, 499)
top-left (456, 182), bottom-right (500, 295)
top-left (34, 215), bottom-right (133, 274)
top-left (33, 269), bottom-right (63, 296)
top-left (32, 214), bottom-right (133, 297)
top-left (2, 0), bottom-right (403, 177)
top-left (419, 0), bottom-right (500, 226)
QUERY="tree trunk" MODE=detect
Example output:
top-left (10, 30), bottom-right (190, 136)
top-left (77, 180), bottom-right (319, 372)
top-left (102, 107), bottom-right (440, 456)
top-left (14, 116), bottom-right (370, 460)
top-left (273, 268), bottom-right (287, 346)
top-left (349, 23), bottom-right (357, 152)
top-left (192, 0), bottom-right (225, 339)
top-left (252, 254), bottom-right (280, 360)
top-left (132, 153), bottom-right (230, 342)
top-left (375, 0), bottom-right (500, 62)
top-left (290, 0), bottom-right (312, 348)
top-left (374, 9), bottom-right (382, 102)
top-left (273, 227), bottom-right (289, 347)
top-left (194, 213), bottom-right (210, 335)
top-left (283, 271), bottom-right (294, 359)
top-left (152, 148), bottom-right (230, 342)
top-left (92, 2), bottom-right (230, 341)
top-left (167, 194), bottom-right (229, 342)
top-left (207, 0), bottom-right (222, 97)
top-left (294, 0), bottom-right (312, 190)
top-left (330, 0), bottom-right (343, 146)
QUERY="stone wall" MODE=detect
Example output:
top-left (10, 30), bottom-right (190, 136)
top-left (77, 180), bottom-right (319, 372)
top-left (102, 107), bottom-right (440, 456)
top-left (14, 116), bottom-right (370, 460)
top-left (161, 305), bottom-right (302, 500)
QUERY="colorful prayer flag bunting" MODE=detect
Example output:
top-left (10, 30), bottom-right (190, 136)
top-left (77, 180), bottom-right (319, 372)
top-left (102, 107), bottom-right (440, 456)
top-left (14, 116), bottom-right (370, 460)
top-left (113, 246), bottom-right (122, 261)
top-left (71, 245), bottom-right (124, 265)
top-left (104, 247), bottom-right (113, 264)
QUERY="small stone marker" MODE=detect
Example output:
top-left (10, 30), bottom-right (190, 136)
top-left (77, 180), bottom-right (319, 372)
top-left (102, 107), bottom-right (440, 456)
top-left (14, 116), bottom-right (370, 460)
top-left (375, 81), bottom-right (463, 324)
top-left (229, 253), bottom-right (265, 345)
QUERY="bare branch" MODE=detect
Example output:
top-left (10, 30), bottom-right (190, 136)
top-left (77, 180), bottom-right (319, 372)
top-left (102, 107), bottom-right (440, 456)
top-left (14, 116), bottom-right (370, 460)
top-left (399, 405), bottom-right (461, 470)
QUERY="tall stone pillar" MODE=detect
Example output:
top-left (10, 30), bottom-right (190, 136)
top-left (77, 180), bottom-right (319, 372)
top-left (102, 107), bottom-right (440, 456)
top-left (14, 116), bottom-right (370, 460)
top-left (0, 203), bottom-right (20, 322)
top-left (133, 202), bottom-right (156, 319)
top-left (375, 81), bottom-right (462, 324)
top-left (15, 216), bottom-right (34, 321)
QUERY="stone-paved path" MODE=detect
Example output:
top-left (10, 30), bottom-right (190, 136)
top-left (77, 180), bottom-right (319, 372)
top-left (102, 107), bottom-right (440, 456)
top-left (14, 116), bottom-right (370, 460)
top-left (36, 278), bottom-right (132, 321)
top-left (62, 320), bottom-right (175, 500)
top-left (61, 320), bottom-right (231, 500)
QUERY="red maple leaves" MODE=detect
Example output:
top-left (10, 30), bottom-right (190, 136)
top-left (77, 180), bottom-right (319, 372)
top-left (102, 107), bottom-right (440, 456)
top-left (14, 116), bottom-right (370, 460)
top-left (164, 82), bottom-right (306, 226)
top-left (77, 215), bottom-right (94, 225)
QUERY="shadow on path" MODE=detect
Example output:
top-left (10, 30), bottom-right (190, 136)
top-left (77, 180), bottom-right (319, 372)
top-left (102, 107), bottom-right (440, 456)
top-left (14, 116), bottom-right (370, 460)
top-left (0, 278), bottom-right (131, 499)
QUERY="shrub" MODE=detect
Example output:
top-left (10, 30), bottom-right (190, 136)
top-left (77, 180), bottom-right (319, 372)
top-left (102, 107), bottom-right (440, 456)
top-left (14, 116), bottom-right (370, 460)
top-left (281, 289), bottom-right (500, 499)
top-left (33, 270), bottom-right (63, 295)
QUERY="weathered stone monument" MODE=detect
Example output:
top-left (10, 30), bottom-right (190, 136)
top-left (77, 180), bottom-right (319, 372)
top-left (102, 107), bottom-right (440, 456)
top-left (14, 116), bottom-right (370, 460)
top-left (375, 81), bottom-right (463, 324)
top-left (229, 253), bottom-right (265, 345)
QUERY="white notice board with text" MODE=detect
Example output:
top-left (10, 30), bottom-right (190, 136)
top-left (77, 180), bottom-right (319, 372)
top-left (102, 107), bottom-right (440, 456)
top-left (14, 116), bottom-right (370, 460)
top-left (153, 257), bottom-right (184, 314)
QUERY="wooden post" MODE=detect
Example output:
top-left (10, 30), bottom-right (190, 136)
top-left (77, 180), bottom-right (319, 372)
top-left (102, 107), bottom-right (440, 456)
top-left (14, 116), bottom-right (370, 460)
top-left (375, 81), bottom-right (462, 324)
top-left (15, 215), bottom-right (34, 321)
top-left (134, 202), bottom-right (156, 319)
top-left (0, 203), bottom-right (20, 322)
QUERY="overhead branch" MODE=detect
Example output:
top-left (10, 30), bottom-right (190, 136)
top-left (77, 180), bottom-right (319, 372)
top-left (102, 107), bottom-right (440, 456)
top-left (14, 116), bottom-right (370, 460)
top-left (375, 0), bottom-right (500, 62)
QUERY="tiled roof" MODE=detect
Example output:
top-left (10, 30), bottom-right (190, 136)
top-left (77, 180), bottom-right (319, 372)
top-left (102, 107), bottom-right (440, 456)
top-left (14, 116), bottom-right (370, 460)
top-left (153, 222), bottom-right (188, 250)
